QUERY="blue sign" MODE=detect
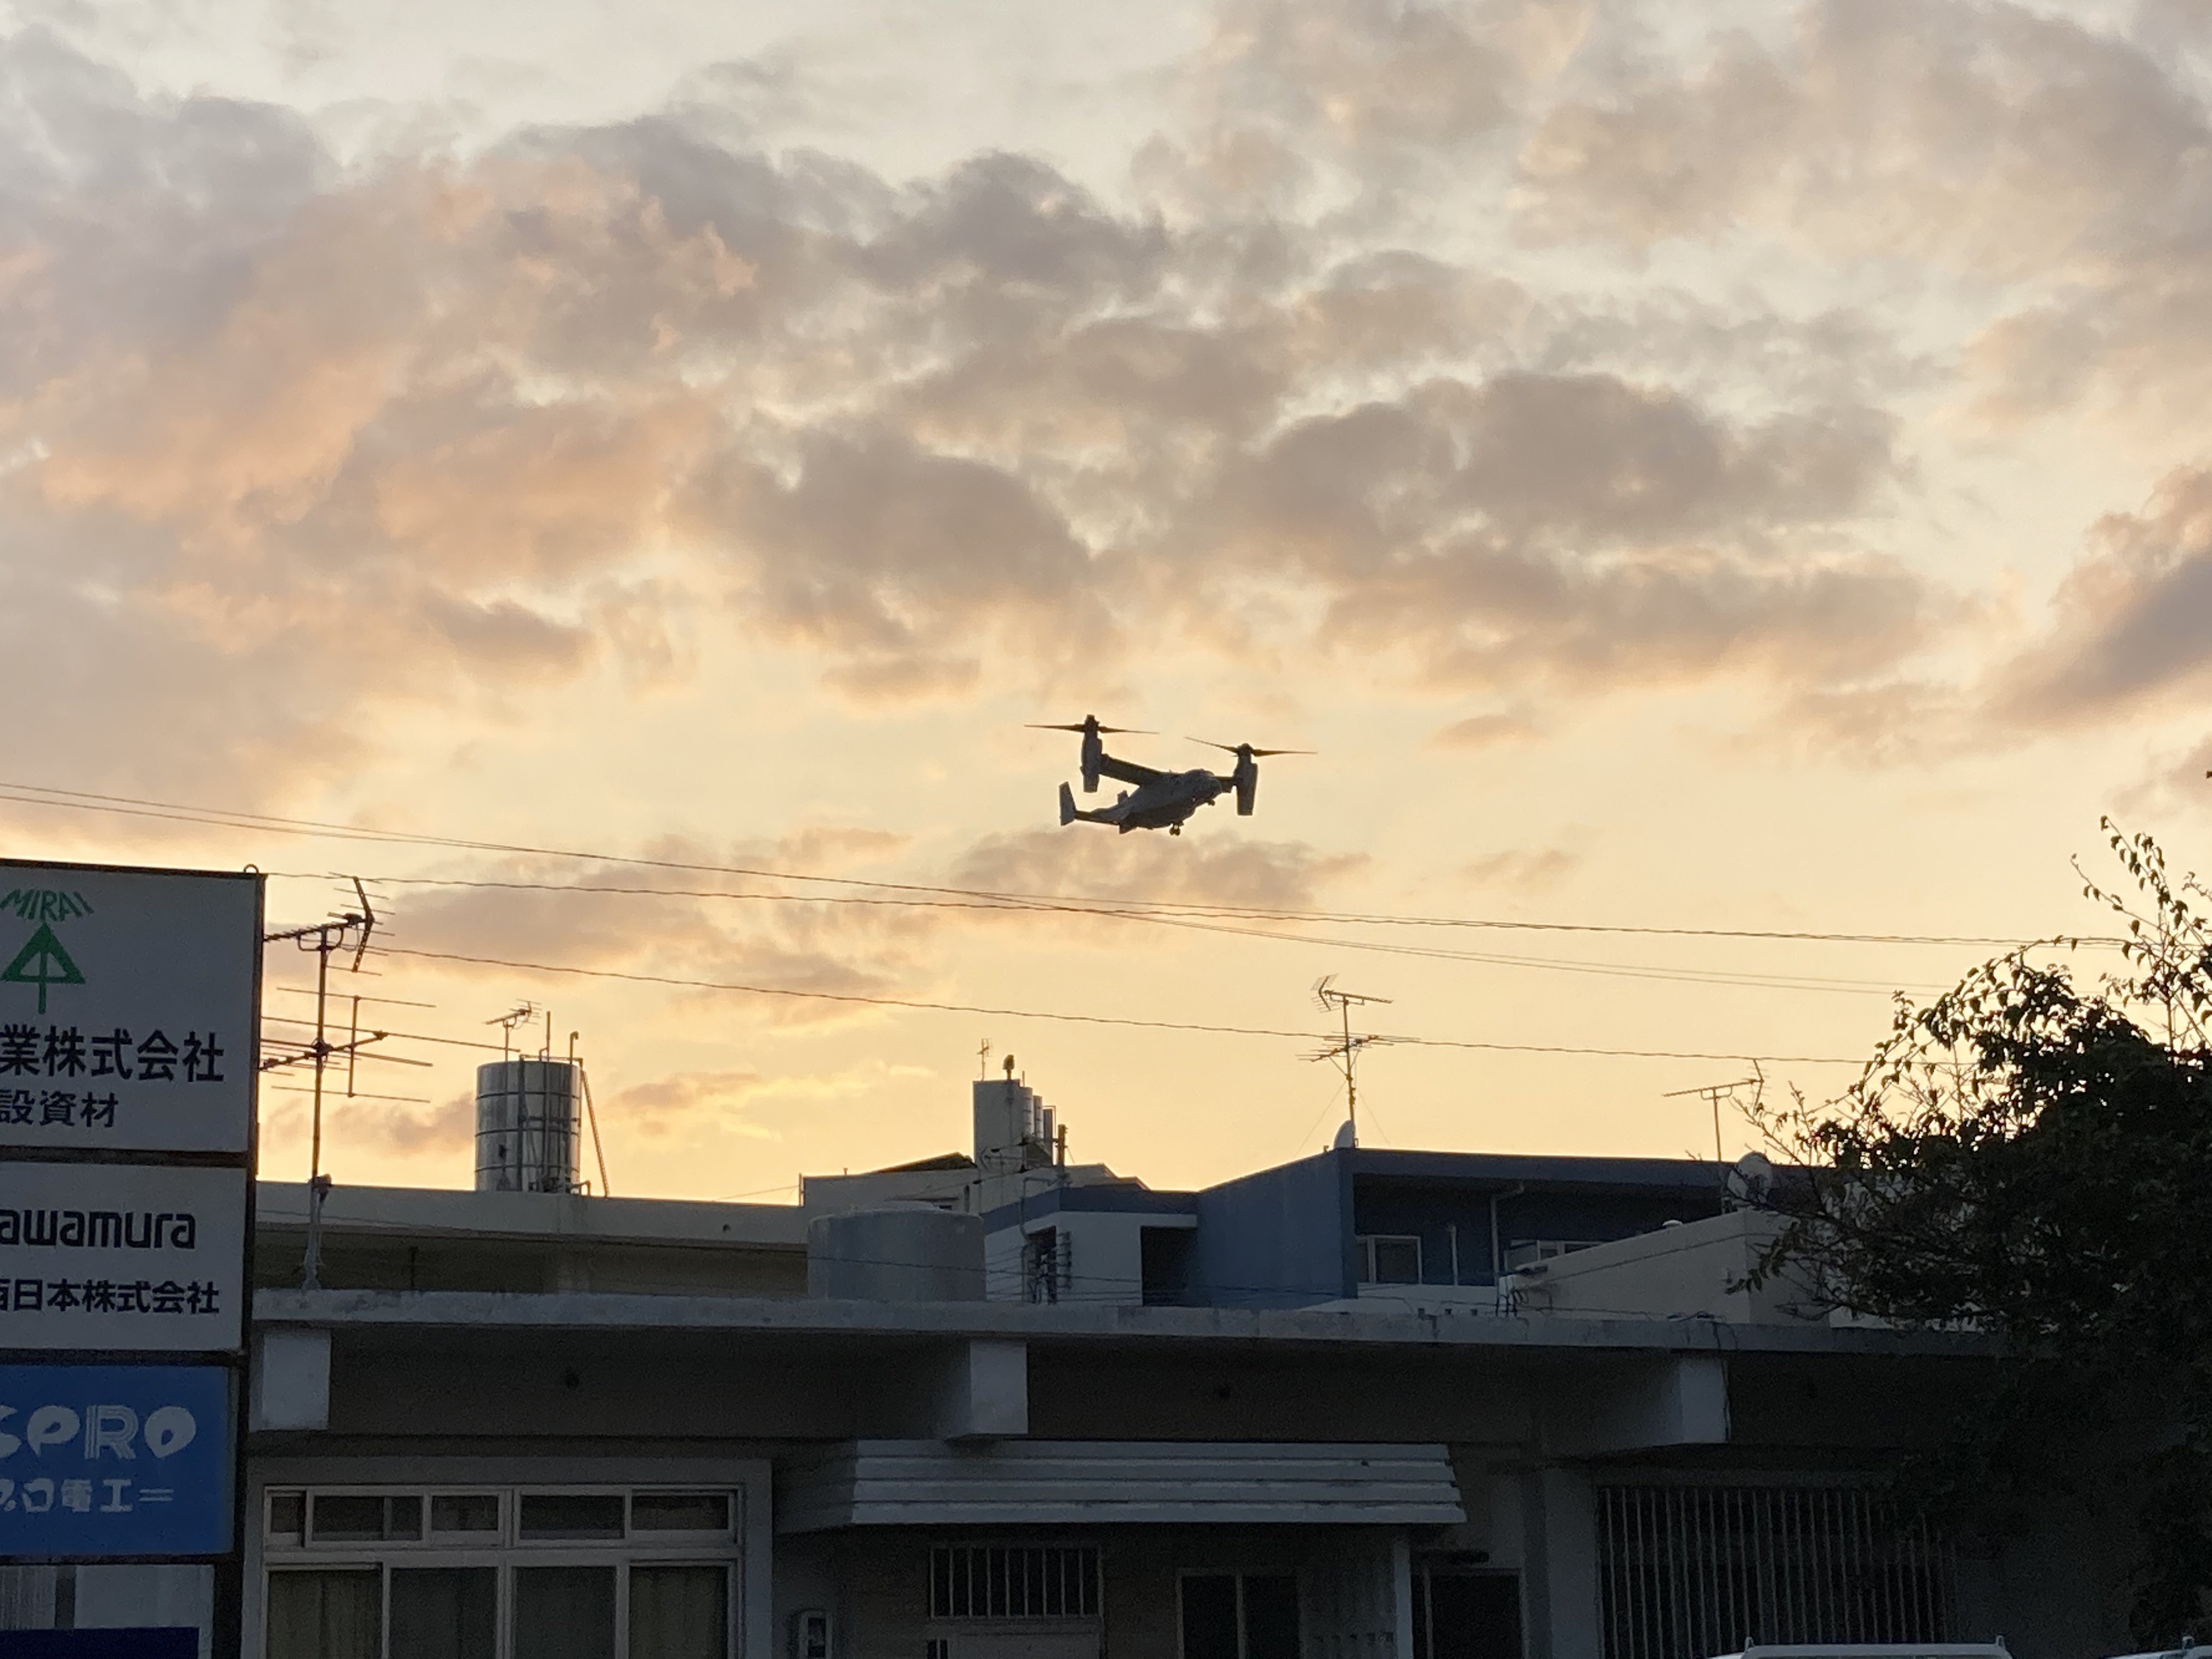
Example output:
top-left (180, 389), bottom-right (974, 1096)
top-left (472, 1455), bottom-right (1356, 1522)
top-left (0, 1364), bottom-right (230, 1558)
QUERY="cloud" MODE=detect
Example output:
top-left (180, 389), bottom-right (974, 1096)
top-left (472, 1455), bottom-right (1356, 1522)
top-left (1460, 846), bottom-right (1579, 890)
top-left (343, 1090), bottom-right (475, 1154)
top-left (1430, 708), bottom-right (1541, 748)
top-left (0, 9), bottom-right (1984, 810)
top-left (1992, 469), bottom-right (2212, 725)
top-left (377, 829), bottom-right (944, 1019)
top-left (608, 1060), bottom-right (927, 1137)
top-left (949, 827), bottom-right (1364, 911)
top-left (1513, 0), bottom-right (2212, 448)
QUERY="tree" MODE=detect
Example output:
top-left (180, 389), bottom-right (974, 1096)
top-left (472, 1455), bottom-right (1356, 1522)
top-left (1751, 822), bottom-right (2212, 1641)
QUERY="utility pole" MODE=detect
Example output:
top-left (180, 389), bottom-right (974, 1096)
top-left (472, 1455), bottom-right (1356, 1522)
top-left (260, 879), bottom-right (381, 1289)
top-left (1310, 976), bottom-right (1392, 1147)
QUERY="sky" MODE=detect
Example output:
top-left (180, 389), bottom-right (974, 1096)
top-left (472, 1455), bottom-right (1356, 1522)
top-left (4, 0), bottom-right (2212, 1202)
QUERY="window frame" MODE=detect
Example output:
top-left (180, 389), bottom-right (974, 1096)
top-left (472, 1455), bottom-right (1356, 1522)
top-left (258, 1485), bottom-right (740, 1659)
top-left (1355, 1233), bottom-right (1424, 1284)
top-left (1175, 1568), bottom-right (1302, 1659)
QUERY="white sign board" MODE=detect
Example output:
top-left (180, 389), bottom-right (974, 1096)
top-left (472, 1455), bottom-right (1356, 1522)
top-left (0, 861), bottom-right (259, 1154)
top-left (0, 1163), bottom-right (246, 1353)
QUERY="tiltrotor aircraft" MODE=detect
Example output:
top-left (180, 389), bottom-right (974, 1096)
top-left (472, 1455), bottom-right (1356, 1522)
top-left (1029, 715), bottom-right (1309, 835)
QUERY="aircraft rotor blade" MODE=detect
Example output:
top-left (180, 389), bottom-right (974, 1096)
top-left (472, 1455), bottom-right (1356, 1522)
top-left (1188, 738), bottom-right (1313, 757)
top-left (1026, 723), bottom-right (1153, 733)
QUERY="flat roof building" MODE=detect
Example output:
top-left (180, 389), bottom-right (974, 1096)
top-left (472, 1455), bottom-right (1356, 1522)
top-left (2, 1065), bottom-right (2135, 1658)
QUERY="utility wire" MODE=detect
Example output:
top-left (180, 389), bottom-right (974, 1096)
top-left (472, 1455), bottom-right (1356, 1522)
top-left (293, 871), bottom-right (1947, 997)
top-left (377, 943), bottom-right (1866, 1064)
top-left (0, 780), bottom-right (2070, 949)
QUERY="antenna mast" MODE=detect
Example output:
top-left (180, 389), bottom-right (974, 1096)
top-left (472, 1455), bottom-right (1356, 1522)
top-left (260, 877), bottom-right (381, 1289)
top-left (1663, 1064), bottom-right (1765, 1170)
top-left (1310, 976), bottom-right (1392, 1147)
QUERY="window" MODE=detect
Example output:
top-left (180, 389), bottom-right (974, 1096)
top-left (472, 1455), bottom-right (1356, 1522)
top-left (520, 1493), bottom-right (626, 1540)
top-left (1356, 1234), bottom-right (1422, 1284)
top-left (261, 1486), bottom-right (740, 1659)
top-left (1179, 1573), bottom-right (1299, 1659)
top-left (313, 1494), bottom-right (421, 1543)
top-left (1594, 1482), bottom-right (1955, 1659)
top-left (929, 1545), bottom-right (1099, 1620)
top-left (432, 1494), bottom-right (501, 1538)
top-left (268, 1570), bottom-right (381, 1659)
top-left (391, 1566), bottom-right (497, 1659)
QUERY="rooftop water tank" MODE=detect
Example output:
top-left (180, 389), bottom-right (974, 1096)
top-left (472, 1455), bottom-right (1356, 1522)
top-left (808, 1203), bottom-right (984, 1301)
top-left (475, 1058), bottom-right (583, 1194)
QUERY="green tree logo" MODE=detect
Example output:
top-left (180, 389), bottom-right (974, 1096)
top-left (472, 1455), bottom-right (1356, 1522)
top-left (1, 923), bottom-right (86, 1013)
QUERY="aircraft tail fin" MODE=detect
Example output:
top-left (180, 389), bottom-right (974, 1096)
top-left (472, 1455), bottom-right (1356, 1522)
top-left (1059, 782), bottom-right (1079, 826)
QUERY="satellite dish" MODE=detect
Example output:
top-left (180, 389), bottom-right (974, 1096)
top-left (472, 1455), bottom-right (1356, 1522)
top-left (1331, 1119), bottom-right (1358, 1151)
top-left (1726, 1151), bottom-right (1775, 1206)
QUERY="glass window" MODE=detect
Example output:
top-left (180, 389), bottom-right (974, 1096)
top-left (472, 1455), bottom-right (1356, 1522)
top-left (391, 1566), bottom-right (497, 1659)
top-left (1180, 1571), bottom-right (1301, 1659)
top-left (267, 1569), bottom-right (380, 1659)
top-left (430, 1494), bottom-right (501, 1537)
top-left (518, 1493), bottom-right (625, 1540)
top-left (629, 1564), bottom-right (729, 1659)
top-left (266, 1487), bottom-right (741, 1659)
top-left (385, 1495), bottom-right (423, 1541)
top-left (311, 1494), bottom-right (420, 1543)
top-left (515, 1564), bottom-right (616, 1659)
top-left (267, 1491), bottom-right (306, 1546)
top-left (1368, 1236), bottom-right (1421, 1284)
top-left (632, 1493), bottom-right (729, 1533)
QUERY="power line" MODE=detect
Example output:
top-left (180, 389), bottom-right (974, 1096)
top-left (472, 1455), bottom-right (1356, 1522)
top-left (290, 871), bottom-right (1946, 997)
top-left (0, 780), bottom-right (2074, 949)
top-left (377, 942), bottom-right (1867, 1064)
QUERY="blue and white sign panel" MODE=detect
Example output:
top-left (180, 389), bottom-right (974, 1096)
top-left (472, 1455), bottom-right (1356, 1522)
top-left (0, 1364), bottom-right (230, 1558)
top-left (0, 862), bottom-right (259, 1156)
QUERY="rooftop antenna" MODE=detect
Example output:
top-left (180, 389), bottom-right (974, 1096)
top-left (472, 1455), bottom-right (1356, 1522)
top-left (489, 1003), bottom-right (538, 1060)
top-left (1664, 1064), bottom-right (1765, 1170)
top-left (260, 876), bottom-right (382, 1290)
top-left (1310, 976), bottom-right (1392, 1148)
top-left (978, 1039), bottom-right (992, 1080)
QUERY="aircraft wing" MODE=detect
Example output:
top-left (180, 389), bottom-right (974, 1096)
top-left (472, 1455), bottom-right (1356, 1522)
top-left (1094, 751), bottom-right (1166, 787)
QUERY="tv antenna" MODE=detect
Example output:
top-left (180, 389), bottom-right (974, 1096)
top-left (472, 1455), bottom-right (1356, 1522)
top-left (1310, 976), bottom-right (1393, 1148)
top-left (489, 1003), bottom-right (539, 1059)
top-left (1664, 1064), bottom-right (1765, 1169)
top-left (261, 877), bottom-right (382, 1290)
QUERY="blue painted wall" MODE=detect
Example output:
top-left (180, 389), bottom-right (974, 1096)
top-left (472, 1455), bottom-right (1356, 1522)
top-left (1181, 1151), bottom-right (1352, 1307)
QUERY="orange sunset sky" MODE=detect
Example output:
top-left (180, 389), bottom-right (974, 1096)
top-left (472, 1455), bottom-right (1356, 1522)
top-left (2, 0), bottom-right (2208, 1201)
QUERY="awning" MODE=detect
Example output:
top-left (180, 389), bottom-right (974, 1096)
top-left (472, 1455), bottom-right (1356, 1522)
top-left (777, 1440), bottom-right (1465, 1532)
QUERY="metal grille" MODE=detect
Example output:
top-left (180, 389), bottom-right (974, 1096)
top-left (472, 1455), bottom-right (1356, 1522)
top-left (930, 1545), bottom-right (1100, 1620)
top-left (1596, 1483), bottom-right (1954, 1659)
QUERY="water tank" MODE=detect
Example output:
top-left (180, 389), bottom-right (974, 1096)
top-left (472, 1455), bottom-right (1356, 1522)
top-left (807, 1203), bottom-right (984, 1301)
top-left (475, 1058), bottom-right (583, 1194)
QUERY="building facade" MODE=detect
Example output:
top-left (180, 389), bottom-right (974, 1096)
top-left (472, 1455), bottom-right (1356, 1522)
top-left (0, 1074), bottom-right (2136, 1658)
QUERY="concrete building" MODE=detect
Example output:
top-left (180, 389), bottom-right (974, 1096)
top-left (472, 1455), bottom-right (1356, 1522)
top-left (2, 1069), bottom-right (2134, 1658)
